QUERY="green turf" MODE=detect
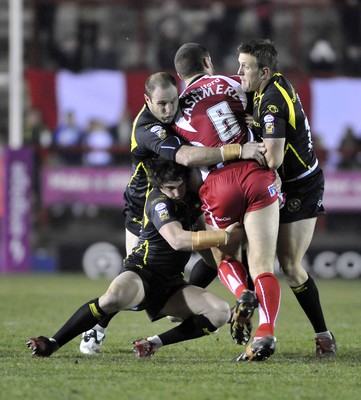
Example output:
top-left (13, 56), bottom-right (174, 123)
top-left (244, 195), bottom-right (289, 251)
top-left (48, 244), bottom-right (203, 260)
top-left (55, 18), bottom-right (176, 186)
top-left (1, 273), bottom-right (360, 400)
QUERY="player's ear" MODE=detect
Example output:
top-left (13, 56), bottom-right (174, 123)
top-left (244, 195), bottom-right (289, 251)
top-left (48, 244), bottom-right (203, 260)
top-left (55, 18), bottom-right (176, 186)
top-left (204, 56), bottom-right (212, 69)
top-left (260, 67), bottom-right (270, 79)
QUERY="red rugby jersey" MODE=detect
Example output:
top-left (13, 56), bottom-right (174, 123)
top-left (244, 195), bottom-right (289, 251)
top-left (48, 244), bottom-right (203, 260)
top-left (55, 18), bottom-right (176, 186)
top-left (174, 74), bottom-right (250, 148)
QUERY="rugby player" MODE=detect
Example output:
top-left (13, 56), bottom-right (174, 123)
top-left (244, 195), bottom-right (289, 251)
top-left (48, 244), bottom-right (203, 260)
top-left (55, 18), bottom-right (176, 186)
top-left (27, 159), bottom-right (243, 358)
top-left (174, 43), bottom-right (281, 362)
top-left (236, 39), bottom-right (336, 359)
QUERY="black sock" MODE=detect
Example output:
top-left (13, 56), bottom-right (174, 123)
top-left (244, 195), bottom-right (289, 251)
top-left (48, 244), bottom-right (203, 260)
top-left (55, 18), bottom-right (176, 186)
top-left (188, 259), bottom-right (218, 288)
top-left (53, 298), bottom-right (106, 347)
top-left (241, 249), bottom-right (254, 291)
top-left (97, 312), bottom-right (118, 329)
top-left (158, 315), bottom-right (217, 346)
top-left (291, 274), bottom-right (327, 333)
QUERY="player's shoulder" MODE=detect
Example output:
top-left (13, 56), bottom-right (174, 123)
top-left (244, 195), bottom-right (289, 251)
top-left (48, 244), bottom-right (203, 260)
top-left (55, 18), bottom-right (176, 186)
top-left (267, 73), bottom-right (294, 97)
top-left (147, 190), bottom-right (174, 220)
top-left (136, 111), bottom-right (170, 139)
top-left (136, 107), bottom-right (162, 130)
top-left (147, 190), bottom-right (170, 208)
top-left (259, 75), bottom-right (288, 109)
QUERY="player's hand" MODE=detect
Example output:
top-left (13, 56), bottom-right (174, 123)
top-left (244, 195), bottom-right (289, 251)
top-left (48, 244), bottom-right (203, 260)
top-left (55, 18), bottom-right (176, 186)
top-left (245, 114), bottom-right (254, 129)
top-left (241, 142), bottom-right (268, 166)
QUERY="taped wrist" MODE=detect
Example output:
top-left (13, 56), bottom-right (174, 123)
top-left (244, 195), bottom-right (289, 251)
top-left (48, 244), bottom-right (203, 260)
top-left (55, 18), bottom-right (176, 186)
top-left (191, 230), bottom-right (228, 251)
top-left (220, 144), bottom-right (242, 162)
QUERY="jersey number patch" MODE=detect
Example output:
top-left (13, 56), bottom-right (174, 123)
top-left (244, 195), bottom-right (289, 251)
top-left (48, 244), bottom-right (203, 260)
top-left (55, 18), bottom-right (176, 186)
top-left (206, 101), bottom-right (241, 142)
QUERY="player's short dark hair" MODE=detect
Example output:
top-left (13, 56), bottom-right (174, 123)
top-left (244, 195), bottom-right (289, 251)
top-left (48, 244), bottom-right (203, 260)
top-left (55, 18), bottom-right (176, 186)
top-left (174, 43), bottom-right (210, 79)
top-left (237, 39), bottom-right (278, 72)
top-left (146, 158), bottom-right (190, 188)
top-left (145, 72), bottom-right (177, 99)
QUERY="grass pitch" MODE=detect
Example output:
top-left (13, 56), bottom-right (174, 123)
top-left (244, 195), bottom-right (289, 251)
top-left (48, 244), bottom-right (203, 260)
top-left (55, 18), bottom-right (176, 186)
top-left (1, 273), bottom-right (360, 400)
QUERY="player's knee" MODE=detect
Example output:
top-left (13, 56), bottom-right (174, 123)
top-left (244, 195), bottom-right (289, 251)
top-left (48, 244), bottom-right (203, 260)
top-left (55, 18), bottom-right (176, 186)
top-left (207, 299), bottom-right (231, 328)
top-left (279, 260), bottom-right (308, 285)
top-left (99, 291), bottom-right (121, 313)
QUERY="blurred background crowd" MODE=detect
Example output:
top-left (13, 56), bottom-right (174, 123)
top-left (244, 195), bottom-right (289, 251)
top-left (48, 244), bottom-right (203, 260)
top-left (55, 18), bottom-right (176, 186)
top-left (2, 0), bottom-right (359, 168)
top-left (23, 0), bottom-right (361, 75)
top-left (0, 0), bottom-right (360, 277)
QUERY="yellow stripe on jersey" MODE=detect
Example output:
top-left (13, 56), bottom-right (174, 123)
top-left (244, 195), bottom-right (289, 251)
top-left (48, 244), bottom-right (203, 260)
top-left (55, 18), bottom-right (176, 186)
top-left (128, 162), bottom-right (145, 186)
top-left (134, 240), bottom-right (150, 265)
top-left (130, 105), bottom-right (146, 152)
top-left (142, 185), bottom-right (154, 229)
top-left (273, 81), bottom-right (296, 129)
top-left (255, 92), bottom-right (265, 119)
top-left (142, 241), bottom-right (149, 265)
top-left (284, 142), bottom-right (310, 169)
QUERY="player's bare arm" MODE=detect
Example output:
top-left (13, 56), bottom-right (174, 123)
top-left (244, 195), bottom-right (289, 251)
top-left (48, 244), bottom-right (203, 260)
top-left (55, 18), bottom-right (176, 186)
top-left (263, 137), bottom-right (285, 170)
top-left (159, 220), bottom-right (243, 251)
top-left (175, 144), bottom-right (242, 167)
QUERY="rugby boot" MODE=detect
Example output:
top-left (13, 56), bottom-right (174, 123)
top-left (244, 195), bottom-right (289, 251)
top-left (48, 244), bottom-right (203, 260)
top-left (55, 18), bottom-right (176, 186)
top-left (26, 336), bottom-right (59, 357)
top-left (230, 289), bottom-right (258, 345)
top-left (132, 339), bottom-right (157, 358)
top-left (80, 328), bottom-right (107, 354)
top-left (315, 332), bottom-right (337, 359)
top-left (236, 334), bottom-right (276, 362)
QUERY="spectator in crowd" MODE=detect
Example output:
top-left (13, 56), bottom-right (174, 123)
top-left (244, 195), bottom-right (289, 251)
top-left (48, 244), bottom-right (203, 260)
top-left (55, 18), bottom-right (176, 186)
top-left (24, 108), bottom-right (52, 199)
top-left (337, 126), bottom-right (361, 170)
top-left (54, 35), bottom-right (82, 72)
top-left (194, 1), bottom-right (240, 71)
top-left (308, 36), bottom-right (337, 73)
top-left (153, 0), bottom-right (189, 70)
top-left (116, 109), bottom-right (132, 146)
top-left (78, 21), bottom-right (98, 69)
top-left (82, 119), bottom-right (115, 167)
top-left (53, 111), bottom-right (83, 166)
top-left (34, 2), bottom-right (58, 67)
top-left (24, 108), bottom-right (52, 149)
top-left (311, 132), bottom-right (328, 169)
top-left (335, 0), bottom-right (361, 75)
top-left (91, 34), bottom-right (118, 70)
top-left (254, 0), bottom-right (273, 39)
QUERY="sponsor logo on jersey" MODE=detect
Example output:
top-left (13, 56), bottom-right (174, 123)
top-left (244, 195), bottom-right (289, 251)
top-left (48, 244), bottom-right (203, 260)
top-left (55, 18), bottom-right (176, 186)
top-left (150, 125), bottom-right (167, 140)
top-left (215, 216), bottom-right (232, 222)
top-left (155, 202), bottom-right (167, 211)
top-left (287, 198), bottom-right (301, 213)
top-left (268, 184), bottom-right (277, 197)
top-left (264, 114), bottom-right (274, 123)
top-left (264, 114), bottom-right (275, 134)
top-left (267, 105), bottom-right (279, 113)
top-left (265, 123), bottom-right (274, 134)
top-left (158, 209), bottom-right (170, 221)
top-left (155, 202), bottom-right (170, 220)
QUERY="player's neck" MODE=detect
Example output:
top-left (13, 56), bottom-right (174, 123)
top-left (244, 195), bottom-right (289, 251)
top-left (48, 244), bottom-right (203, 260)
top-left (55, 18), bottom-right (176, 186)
top-left (184, 73), bottom-right (206, 87)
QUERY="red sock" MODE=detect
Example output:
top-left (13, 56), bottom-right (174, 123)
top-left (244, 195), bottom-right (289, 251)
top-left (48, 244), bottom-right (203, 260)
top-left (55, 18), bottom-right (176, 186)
top-left (253, 272), bottom-right (281, 338)
top-left (218, 258), bottom-right (248, 299)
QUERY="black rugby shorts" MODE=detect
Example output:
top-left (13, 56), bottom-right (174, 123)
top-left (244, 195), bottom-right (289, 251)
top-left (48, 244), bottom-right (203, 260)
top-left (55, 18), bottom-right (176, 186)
top-left (280, 169), bottom-right (325, 223)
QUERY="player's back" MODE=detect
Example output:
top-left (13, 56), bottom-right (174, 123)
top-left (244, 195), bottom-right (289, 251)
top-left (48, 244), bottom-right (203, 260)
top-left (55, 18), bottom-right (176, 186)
top-left (174, 74), bottom-right (250, 147)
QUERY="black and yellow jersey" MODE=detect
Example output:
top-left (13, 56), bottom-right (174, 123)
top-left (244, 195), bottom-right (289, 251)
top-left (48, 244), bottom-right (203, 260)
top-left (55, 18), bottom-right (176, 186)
top-left (125, 188), bottom-right (202, 276)
top-left (252, 73), bottom-right (320, 182)
top-left (123, 105), bottom-right (186, 222)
